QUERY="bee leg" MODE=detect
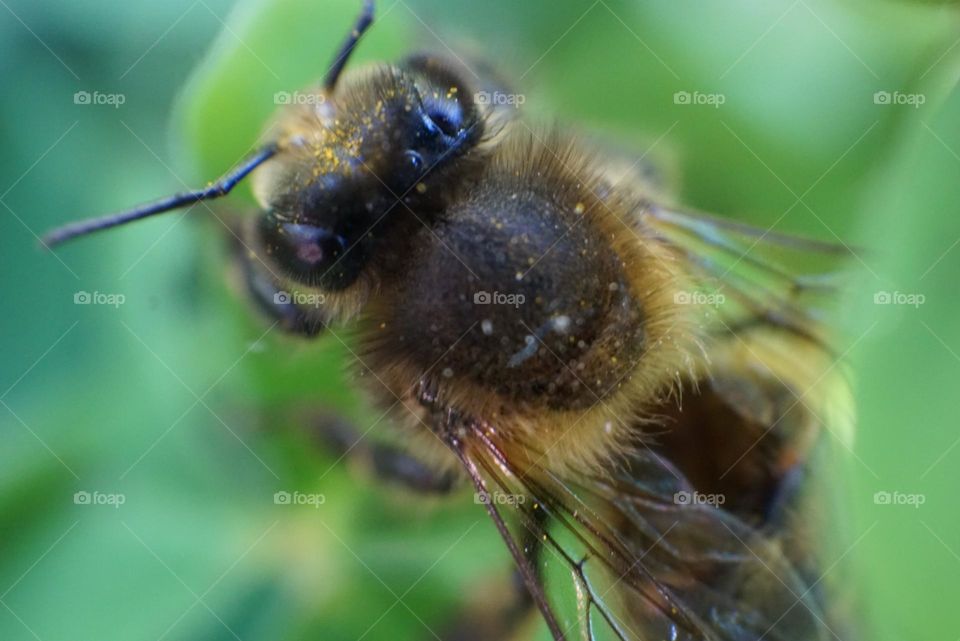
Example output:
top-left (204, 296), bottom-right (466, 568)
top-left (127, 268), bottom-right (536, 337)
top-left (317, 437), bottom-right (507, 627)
top-left (238, 250), bottom-right (325, 337)
top-left (311, 413), bottom-right (457, 494)
top-left (762, 461), bottom-right (806, 528)
top-left (368, 443), bottom-right (457, 493)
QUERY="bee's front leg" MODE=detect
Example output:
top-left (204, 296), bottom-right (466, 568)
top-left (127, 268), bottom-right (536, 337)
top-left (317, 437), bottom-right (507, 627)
top-left (311, 413), bottom-right (458, 494)
top-left (236, 245), bottom-right (326, 337)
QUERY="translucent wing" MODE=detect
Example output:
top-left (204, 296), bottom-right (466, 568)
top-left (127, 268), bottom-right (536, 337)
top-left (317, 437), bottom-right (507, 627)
top-left (642, 202), bottom-right (853, 348)
top-left (456, 424), bottom-right (836, 641)
top-left (640, 201), bottom-right (857, 448)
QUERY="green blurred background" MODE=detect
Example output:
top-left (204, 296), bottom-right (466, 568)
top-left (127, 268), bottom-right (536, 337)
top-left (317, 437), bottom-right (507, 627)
top-left (1, 0), bottom-right (959, 639)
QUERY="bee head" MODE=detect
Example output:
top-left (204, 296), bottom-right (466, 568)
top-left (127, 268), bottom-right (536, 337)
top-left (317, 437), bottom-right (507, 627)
top-left (253, 58), bottom-right (485, 292)
top-left (40, 0), bottom-right (490, 333)
top-left (40, 0), bottom-right (491, 325)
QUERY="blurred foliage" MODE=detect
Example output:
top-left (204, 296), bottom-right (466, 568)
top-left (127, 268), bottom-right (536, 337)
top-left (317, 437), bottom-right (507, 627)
top-left (2, 0), bottom-right (960, 640)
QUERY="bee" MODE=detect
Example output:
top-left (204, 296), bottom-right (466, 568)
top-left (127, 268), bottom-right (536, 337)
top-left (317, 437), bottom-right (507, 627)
top-left (44, 1), bottom-right (855, 639)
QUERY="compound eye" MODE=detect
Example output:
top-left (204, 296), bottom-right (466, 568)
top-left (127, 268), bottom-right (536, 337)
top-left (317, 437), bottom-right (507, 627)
top-left (423, 97), bottom-right (464, 138)
top-left (416, 85), bottom-right (474, 151)
top-left (259, 217), bottom-right (363, 290)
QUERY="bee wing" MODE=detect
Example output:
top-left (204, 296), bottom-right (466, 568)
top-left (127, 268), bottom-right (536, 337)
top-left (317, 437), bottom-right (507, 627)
top-left (643, 200), bottom-right (858, 450)
top-left (459, 430), bottom-right (835, 641)
top-left (642, 202), bottom-right (854, 346)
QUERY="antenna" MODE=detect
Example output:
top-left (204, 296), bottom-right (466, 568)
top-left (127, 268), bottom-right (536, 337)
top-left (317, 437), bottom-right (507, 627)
top-left (42, 144), bottom-right (277, 248)
top-left (324, 0), bottom-right (375, 91)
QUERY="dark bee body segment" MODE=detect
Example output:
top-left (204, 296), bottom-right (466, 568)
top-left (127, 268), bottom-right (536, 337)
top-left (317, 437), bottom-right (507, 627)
top-left (372, 143), bottom-right (646, 412)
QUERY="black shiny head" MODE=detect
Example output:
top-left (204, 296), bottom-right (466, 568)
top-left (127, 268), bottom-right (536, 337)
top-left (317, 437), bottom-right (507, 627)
top-left (253, 53), bottom-right (485, 291)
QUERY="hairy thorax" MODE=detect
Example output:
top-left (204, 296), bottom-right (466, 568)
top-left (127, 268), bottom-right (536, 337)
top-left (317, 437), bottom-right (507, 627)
top-left (357, 133), bottom-right (699, 476)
